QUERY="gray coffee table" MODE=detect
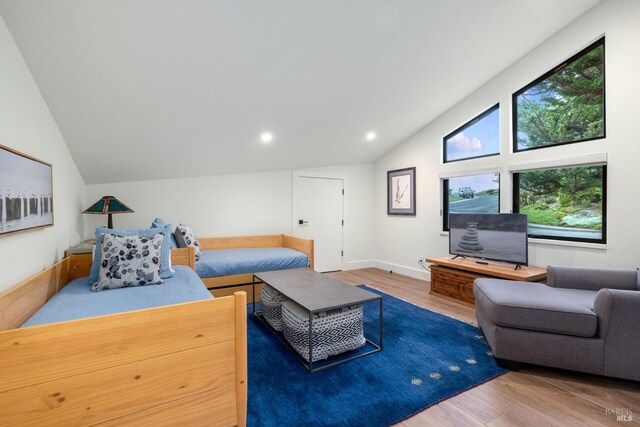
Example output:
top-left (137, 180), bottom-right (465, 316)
top-left (253, 268), bottom-right (383, 372)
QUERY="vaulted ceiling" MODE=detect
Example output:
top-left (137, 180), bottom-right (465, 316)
top-left (0, 0), bottom-right (601, 184)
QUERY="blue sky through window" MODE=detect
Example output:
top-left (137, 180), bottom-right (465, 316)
top-left (445, 107), bottom-right (500, 162)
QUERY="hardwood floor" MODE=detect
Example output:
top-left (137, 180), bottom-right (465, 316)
top-left (327, 268), bottom-right (640, 427)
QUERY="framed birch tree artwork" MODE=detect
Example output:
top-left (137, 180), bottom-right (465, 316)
top-left (387, 167), bottom-right (416, 216)
top-left (0, 144), bottom-right (53, 236)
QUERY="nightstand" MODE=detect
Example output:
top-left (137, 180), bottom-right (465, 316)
top-left (65, 240), bottom-right (95, 257)
top-left (66, 240), bottom-right (95, 279)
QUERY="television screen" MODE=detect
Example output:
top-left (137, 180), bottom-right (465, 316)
top-left (449, 213), bottom-right (528, 266)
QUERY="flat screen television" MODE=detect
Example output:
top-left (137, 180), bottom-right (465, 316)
top-left (449, 213), bottom-right (528, 267)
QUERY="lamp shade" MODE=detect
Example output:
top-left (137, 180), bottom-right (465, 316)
top-left (83, 196), bottom-right (134, 228)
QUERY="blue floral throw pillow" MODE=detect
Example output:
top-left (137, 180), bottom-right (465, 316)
top-left (92, 233), bottom-right (164, 292)
top-left (174, 224), bottom-right (201, 261)
top-left (89, 225), bottom-right (174, 284)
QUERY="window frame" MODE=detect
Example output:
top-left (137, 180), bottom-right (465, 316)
top-left (442, 172), bottom-right (501, 232)
top-left (512, 37), bottom-right (606, 153)
top-left (443, 103), bottom-right (500, 163)
top-left (512, 164), bottom-right (607, 244)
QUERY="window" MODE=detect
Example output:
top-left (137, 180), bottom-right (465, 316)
top-left (443, 104), bottom-right (500, 163)
top-left (513, 38), bottom-right (605, 152)
top-left (513, 165), bottom-right (606, 243)
top-left (442, 172), bottom-right (500, 231)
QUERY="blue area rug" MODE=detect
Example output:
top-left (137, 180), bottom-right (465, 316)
top-left (247, 286), bottom-right (506, 427)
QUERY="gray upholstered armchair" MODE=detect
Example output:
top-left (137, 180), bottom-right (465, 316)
top-left (473, 265), bottom-right (640, 381)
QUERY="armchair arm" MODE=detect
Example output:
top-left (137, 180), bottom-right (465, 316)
top-left (593, 289), bottom-right (640, 381)
top-left (547, 265), bottom-right (637, 291)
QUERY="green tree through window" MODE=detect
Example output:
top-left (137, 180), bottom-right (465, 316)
top-left (514, 39), bottom-right (604, 151)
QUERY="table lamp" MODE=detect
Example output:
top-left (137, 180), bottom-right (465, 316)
top-left (83, 196), bottom-right (134, 228)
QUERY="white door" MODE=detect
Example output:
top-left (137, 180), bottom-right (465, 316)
top-left (295, 177), bottom-right (344, 272)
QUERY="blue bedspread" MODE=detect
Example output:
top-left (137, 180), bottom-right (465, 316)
top-left (195, 247), bottom-right (309, 278)
top-left (22, 266), bottom-right (212, 327)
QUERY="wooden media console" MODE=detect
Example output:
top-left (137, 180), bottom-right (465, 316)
top-left (426, 256), bottom-right (547, 306)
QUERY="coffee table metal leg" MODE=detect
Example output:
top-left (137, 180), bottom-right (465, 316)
top-left (252, 275), bottom-right (256, 316)
top-left (380, 298), bottom-right (384, 349)
top-left (308, 311), bottom-right (313, 373)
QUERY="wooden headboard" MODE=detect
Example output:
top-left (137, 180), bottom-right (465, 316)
top-left (198, 234), bottom-right (285, 250)
top-left (283, 235), bottom-right (315, 270)
top-left (170, 246), bottom-right (196, 269)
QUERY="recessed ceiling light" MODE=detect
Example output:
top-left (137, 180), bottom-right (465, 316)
top-left (260, 132), bottom-right (273, 143)
top-left (365, 132), bottom-right (377, 141)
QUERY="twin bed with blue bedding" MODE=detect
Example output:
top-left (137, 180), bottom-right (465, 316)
top-left (195, 247), bottom-right (309, 278)
top-left (0, 247), bottom-right (247, 426)
top-left (193, 234), bottom-right (314, 302)
top-left (23, 265), bottom-right (213, 327)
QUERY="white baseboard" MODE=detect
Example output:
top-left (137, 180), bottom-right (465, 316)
top-left (373, 260), bottom-right (430, 282)
top-left (344, 259), bottom-right (375, 270)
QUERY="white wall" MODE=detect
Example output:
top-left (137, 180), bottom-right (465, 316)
top-left (374, 0), bottom-right (640, 279)
top-left (85, 163), bottom-right (374, 270)
top-left (0, 15), bottom-right (86, 293)
top-left (85, 170), bottom-right (293, 237)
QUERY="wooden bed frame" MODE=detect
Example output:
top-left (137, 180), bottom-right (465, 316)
top-left (0, 247), bottom-right (247, 426)
top-left (198, 234), bottom-right (314, 302)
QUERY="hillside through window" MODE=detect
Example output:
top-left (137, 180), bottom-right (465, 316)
top-left (513, 164), bottom-right (606, 243)
top-left (442, 172), bottom-right (500, 231)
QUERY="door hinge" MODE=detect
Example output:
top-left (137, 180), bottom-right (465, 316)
top-left (341, 250), bottom-right (344, 257)
top-left (342, 189), bottom-right (344, 195)
top-left (341, 220), bottom-right (344, 226)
